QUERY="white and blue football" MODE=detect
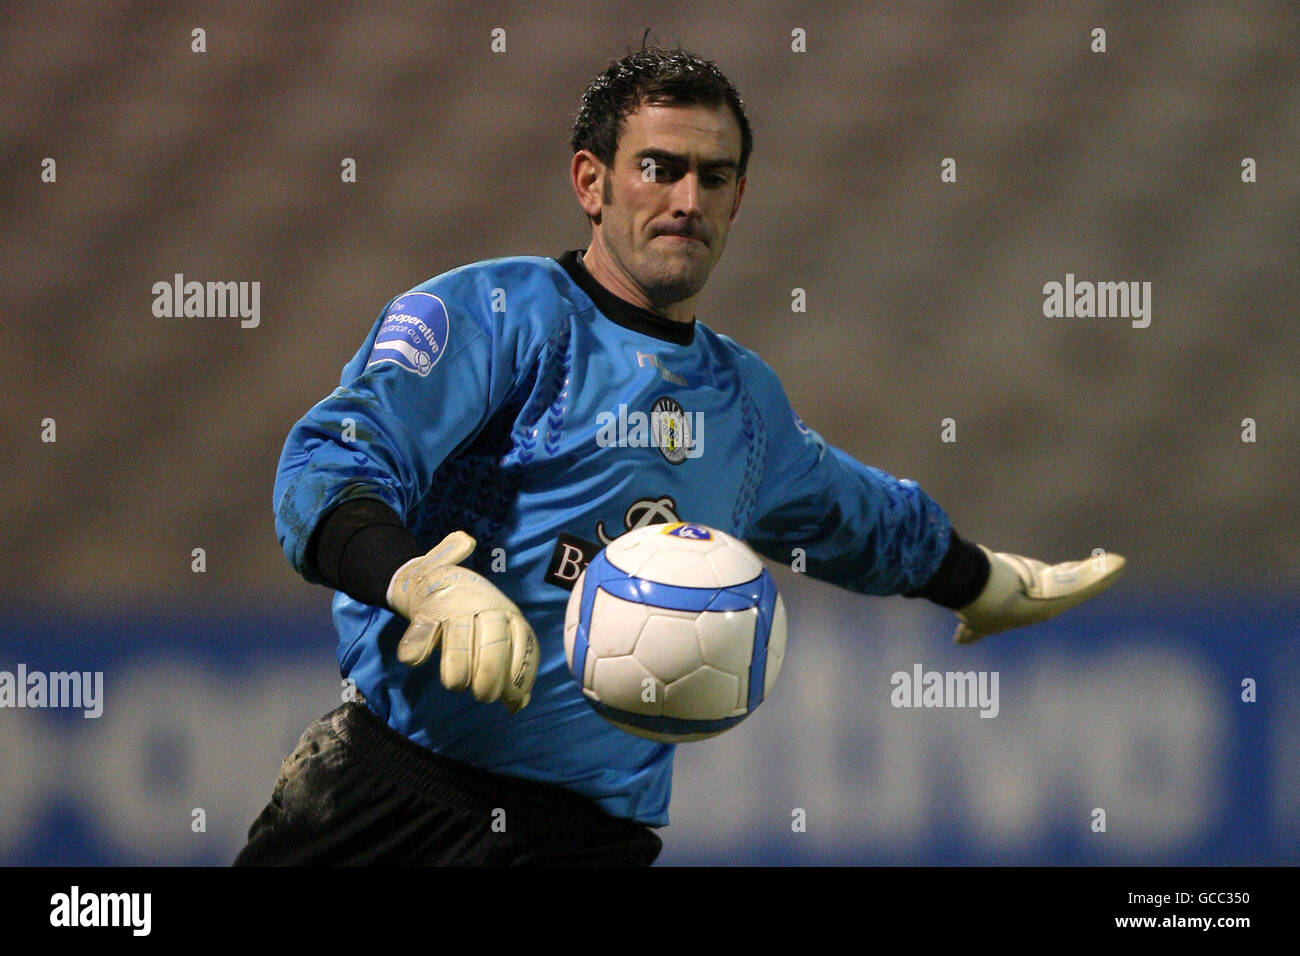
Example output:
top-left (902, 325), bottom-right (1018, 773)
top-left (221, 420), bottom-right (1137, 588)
top-left (563, 521), bottom-right (786, 743)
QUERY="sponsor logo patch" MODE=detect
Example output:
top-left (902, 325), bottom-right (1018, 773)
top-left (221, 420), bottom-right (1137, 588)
top-left (544, 533), bottom-right (603, 591)
top-left (662, 522), bottom-right (712, 540)
top-left (367, 292), bottom-right (449, 377)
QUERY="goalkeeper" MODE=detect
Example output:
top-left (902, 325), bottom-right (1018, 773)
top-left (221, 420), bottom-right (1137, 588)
top-left (234, 45), bottom-right (1123, 866)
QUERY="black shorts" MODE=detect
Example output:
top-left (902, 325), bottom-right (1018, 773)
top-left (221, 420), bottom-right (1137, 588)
top-left (232, 699), bottom-right (663, 866)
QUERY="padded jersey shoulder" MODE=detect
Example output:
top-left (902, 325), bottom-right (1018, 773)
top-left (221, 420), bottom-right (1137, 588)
top-left (400, 254), bottom-right (581, 344)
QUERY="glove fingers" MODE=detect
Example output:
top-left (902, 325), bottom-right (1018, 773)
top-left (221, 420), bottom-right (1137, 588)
top-left (1027, 553), bottom-right (1126, 602)
top-left (502, 615), bottom-right (539, 714)
top-left (440, 615), bottom-right (475, 691)
top-left (388, 536), bottom-right (477, 619)
top-left (425, 531), bottom-right (477, 569)
top-left (390, 530), bottom-right (540, 711)
top-left (397, 620), bottom-right (443, 667)
top-left (957, 552), bottom-right (1128, 643)
top-left (470, 610), bottom-right (510, 703)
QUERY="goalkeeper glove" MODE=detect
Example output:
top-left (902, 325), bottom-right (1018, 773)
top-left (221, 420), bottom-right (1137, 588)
top-left (386, 531), bottom-right (539, 712)
top-left (953, 546), bottom-right (1126, 644)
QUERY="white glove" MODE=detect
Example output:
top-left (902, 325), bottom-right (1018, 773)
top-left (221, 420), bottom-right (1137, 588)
top-left (953, 545), bottom-right (1126, 644)
top-left (386, 531), bottom-right (539, 712)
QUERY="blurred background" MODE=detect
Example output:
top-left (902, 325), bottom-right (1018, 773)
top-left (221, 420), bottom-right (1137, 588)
top-left (2, 0), bottom-right (1296, 864)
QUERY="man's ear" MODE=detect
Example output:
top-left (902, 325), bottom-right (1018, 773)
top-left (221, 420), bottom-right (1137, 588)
top-left (729, 174), bottom-right (747, 223)
top-left (571, 150), bottom-right (605, 220)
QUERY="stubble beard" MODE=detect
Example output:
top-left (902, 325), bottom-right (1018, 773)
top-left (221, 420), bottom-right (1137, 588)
top-left (641, 245), bottom-right (710, 307)
top-left (602, 172), bottom-right (716, 311)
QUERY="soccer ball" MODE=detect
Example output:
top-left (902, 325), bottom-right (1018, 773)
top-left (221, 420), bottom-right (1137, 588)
top-left (563, 521), bottom-right (786, 743)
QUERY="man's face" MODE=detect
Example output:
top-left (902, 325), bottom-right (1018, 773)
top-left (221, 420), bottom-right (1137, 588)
top-left (584, 100), bottom-right (746, 309)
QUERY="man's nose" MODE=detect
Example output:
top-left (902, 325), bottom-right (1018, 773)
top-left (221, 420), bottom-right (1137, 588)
top-left (671, 172), bottom-right (704, 218)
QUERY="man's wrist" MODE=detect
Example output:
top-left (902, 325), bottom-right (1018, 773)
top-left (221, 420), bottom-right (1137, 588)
top-left (902, 529), bottom-right (991, 609)
top-left (310, 498), bottom-right (426, 609)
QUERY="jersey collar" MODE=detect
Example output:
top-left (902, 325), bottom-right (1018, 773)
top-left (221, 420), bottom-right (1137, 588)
top-left (556, 249), bottom-right (696, 346)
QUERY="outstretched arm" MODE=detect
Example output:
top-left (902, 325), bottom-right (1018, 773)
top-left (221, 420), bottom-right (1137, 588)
top-left (735, 348), bottom-right (1125, 641)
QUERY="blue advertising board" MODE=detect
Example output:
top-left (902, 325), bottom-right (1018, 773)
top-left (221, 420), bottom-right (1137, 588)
top-left (2, 571), bottom-right (1294, 865)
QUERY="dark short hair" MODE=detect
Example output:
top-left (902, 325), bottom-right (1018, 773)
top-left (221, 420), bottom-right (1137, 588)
top-left (571, 44), bottom-right (753, 178)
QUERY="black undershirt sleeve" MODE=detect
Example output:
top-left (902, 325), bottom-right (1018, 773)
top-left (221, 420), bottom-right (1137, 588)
top-left (308, 501), bottom-right (987, 612)
top-left (901, 529), bottom-right (991, 609)
top-left (307, 498), bottom-right (427, 610)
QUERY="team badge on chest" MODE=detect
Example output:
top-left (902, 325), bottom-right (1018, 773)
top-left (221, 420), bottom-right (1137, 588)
top-left (650, 397), bottom-right (695, 464)
top-left (594, 397), bottom-right (704, 462)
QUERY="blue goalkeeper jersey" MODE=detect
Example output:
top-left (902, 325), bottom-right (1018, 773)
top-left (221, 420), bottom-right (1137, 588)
top-left (273, 249), bottom-right (953, 825)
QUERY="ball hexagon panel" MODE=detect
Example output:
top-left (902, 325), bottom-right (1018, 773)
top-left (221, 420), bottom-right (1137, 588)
top-left (632, 610), bottom-right (705, 684)
top-left (696, 607), bottom-right (757, 676)
top-left (589, 654), bottom-right (662, 715)
top-left (703, 543), bottom-right (764, 588)
top-left (664, 665), bottom-right (742, 719)
top-left (624, 548), bottom-right (723, 588)
top-left (585, 589), bottom-right (646, 658)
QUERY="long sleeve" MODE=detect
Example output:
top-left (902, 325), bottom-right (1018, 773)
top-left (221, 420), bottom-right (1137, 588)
top-left (739, 352), bottom-right (954, 596)
top-left (273, 283), bottom-right (532, 584)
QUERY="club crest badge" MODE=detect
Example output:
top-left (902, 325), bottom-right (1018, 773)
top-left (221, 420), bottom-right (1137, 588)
top-left (651, 396), bottom-right (693, 464)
